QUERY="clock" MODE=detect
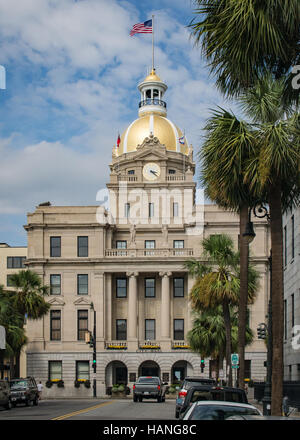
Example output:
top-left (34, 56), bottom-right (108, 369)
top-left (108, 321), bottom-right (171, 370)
top-left (143, 162), bottom-right (161, 181)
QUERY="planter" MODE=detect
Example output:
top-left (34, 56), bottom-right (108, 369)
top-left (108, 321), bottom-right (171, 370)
top-left (46, 379), bottom-right (64, 388)
top-left (74, 380), bottom-right (91, 388)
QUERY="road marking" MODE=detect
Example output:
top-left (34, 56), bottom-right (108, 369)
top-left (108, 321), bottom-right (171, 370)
top-left (52, 401), bottom-right (114, 420)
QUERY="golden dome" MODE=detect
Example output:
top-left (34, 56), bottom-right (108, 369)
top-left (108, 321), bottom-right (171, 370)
top-left (143, 69), bottom-right (162, 82)
top-left (117, 114), bottom-right (189, 156)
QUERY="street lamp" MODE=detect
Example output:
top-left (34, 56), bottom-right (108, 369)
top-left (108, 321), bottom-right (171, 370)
top-left (243, 202), bottom-right (272, 416)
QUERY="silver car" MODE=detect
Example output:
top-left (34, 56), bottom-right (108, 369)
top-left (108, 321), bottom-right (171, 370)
top-left (183, 401), bottom-right (262, 420)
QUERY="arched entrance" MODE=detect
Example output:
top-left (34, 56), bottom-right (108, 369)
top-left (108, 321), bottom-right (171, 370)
top-left (105, 361), bottom-right (128, 386)
top-left (171, 361), bottom-right (194, 383)
top-left (138, 361), bottom-right (160, 378)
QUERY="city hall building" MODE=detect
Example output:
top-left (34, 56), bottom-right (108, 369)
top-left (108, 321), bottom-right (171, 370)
top-left (24, 70), bottom-right (270, 397)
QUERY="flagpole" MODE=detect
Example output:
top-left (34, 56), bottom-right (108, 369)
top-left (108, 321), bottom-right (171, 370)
top-left (152, 14), bottom-right (154, 71)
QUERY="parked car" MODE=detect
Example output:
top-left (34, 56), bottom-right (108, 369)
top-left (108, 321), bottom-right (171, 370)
top-left (226, 415), bottom-right (296, 420)
top-left (133, 376), bottom-right (168, 402)
top-left (9, 377), bottom-right (39, 407)
top-left (175, 377), bottom-right (217, 418)
top-left (0, 380), bottom-right (12, 410)
top-left (178, 385), bottom-right (248, 419)
top-left (183, 401), bottom-right (262, 420)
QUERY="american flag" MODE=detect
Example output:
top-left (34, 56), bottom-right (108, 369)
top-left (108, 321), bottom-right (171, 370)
top-left (130, 19), bottom-right (152, 36)
top-left (179, 135), bottom-right (185, 145)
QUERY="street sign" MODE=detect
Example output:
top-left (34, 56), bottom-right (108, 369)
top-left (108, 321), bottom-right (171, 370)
top-left (232, 365), bottom-right (239, 369)
top-left (0, 325), bottom-right (6, 349)
top-left (219, 369), bottom-right (224, 378)
top-left (231, 353), bottom-right (239, 366)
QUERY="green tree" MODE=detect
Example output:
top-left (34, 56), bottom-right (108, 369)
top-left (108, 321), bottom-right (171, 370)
top-left (189, 0), bottom-right (300, 98)
top-left (186, 234), bottom-right (256, 386)
top-left (199, 107), bottom-right (259, 389)
top-left (8, 270), bottom-right (50, 377)
top-left (188, 307), bottom-right (254, 381)
top-left (0, 286), bottom-right (27, 379)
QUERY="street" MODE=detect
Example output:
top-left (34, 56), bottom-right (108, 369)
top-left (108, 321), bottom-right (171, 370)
top-left (0, 398), bottom-right (176, 420)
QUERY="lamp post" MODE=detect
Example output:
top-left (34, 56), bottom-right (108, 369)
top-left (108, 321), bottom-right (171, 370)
top-left (243, 202), bottom-right (271, 416)
top-left (85, 303), bottom-right (97, 397)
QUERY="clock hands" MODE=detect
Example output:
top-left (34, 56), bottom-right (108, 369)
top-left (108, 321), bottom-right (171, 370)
top-left (150, 169), bottom-right (158, 176)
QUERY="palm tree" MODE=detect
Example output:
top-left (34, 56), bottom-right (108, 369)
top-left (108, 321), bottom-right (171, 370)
top-left (188, 307), bottom-right (254, 382)
top-left (186, 234), bottom-right (240, 386)
top-left (200, 74), bottom-right (299, 414)
top-left (199, 108), bottom-right (259, 389)
top-left (8, 270), bottom-right (50, 377)
top-left (0, 286), bottom-right (27, 379)
top-left (189, 0), bottom-right (300, 98)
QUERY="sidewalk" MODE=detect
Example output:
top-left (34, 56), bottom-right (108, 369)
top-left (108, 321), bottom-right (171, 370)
top-left (248, 398), bottom-right (300, 418)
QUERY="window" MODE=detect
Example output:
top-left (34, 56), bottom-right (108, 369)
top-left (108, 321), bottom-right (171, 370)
top-left (149, 203), bottom-right (154, 218)
top-left (168, 169), bottom-right (176, 174)
top-left (284, 226), bottom-right (287, 266)
top-left (116, 241), bottom-right (127, 249)
top-left (76, 361), bottom-right (89, 381)
top-left (125, 203), bottom-right (130, 218)
top-left (174, 240), bottom-right (184, 249)
top-left (173, 202), bottom-right (179, 217)
top-left (291, 215), bottom-right (295, 260)
top-left (291, 293), bottom-right (295, 329)
top-left (50, 310), bottom-right (61, 341)
top-left (77, 236), bottom-right (88, 257)
top-left (50, 237), bottom-right (61, 257)
top-left (145, 278), bottom-right (155, 297)
top-left (6, 275), bottom-right (14, 287)
top-left (116, 278), bottom-right (127, 298)
top-left (50, 275), bottom-right (61, 295)
top-left (78, 310), bottom-right (88, 341)
top-left (284, 300), bottom-right (287, 341)
top-left (49, 361), bottom-right (62, 381)
top-left (145, 240), bottom-right (155, 249)
top-left (174, 319), bottom-right (184, 340)
top-left (128, 170), bottom-right (135, 175)
top-left (77, 274), bottom-right (88, 295)
top-left (145, 240), bottom-right (155, 255)
top-left (173, 278), bottom-right (184, 297)
top-left (145, 319), bottom-right (155, 340)
top-left (7, 256), bottom-right (26, 268)
top-left (116, 319), bottom-right (127, 340)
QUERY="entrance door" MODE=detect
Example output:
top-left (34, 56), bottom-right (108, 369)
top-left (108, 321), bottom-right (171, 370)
top-left (141, 367), bottom-right (159, 377)
top-left (116, 367), bottom-right (127, 384)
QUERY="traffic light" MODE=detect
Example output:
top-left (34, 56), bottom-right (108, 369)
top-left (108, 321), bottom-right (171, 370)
top-left (201, 359), bottom-right (205, 373)
top-left (257, 323), bottom-right (267, 339)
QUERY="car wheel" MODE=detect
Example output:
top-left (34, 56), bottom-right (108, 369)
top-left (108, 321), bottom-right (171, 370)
top-left (26, 399), bottom-right (33, 407)
top-left (138, 396), bottom-right (143, 402)
top-left (133, 395), bottom-right (138, 402)
top-left (157, 396), bottom-right (161, 403)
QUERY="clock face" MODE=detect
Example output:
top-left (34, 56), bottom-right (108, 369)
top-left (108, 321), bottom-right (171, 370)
top-left (143, 162), bottom-right (161, 181)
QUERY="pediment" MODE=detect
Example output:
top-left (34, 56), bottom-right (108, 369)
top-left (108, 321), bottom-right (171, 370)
top-left (73, 296), bottom-right (92, 306)
top-left (47, 297), bottom-right (65, 306)
top-left (135, 137), bottom-right (167, 161)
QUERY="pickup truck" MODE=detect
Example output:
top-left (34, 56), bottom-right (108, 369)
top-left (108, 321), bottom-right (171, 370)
top-left (133, 376), bottom-right (167, 402)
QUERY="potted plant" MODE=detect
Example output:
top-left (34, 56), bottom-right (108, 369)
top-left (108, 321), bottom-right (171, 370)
top-left (84, 380), bottom-right (91, 389)
top-left (74, 380), bottom-right (81, 388)
top-left (57, 379), bottom-right (64, 388)
top-left (111, 385), bottom-right (120, 398)
top-left (46, 380), bottom-right (53, 388)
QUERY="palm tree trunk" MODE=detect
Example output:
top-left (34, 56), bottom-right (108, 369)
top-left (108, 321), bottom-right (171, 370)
top-left (238, 204), bottom-right (249, 388)
top-left (269, 182), bottom-right (284, 416)
top-left (223, 299), bottom-right (232, 386)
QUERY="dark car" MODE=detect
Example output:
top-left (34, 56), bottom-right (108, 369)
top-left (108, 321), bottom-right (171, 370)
top-left (9, 377), bottom-right (39, 407)
top-left (178, 386), bottom-right (248, 419)
top-left (0, 380), bottom-right (12, 410)
top-left (133, 376), bottom-right (168, 402)
top-left (175, 377), bottom-right (217, 418)
top-left (183, 401), bottom-right (261, 420)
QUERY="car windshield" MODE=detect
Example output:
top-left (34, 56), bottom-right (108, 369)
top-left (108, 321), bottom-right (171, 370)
top-left (185, 380), bottom-right (214, 389)
top-left (189, 404), bottom-right (260, 420)
top-left (137, 377), bottom-right (159, 384)
top-left (10, 380), bottom-right (28, 389)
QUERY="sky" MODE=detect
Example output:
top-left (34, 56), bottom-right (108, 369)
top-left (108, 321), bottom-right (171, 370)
top-left (0, 0), bottom-right (233, 246)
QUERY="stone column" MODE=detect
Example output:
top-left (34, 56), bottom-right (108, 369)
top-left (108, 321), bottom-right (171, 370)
top-left (159, 271), bottom-right (172, 340)
top-left (105, 273), bottom-right (112, 341)
top-left (126, 272), bottom-right (138, 342)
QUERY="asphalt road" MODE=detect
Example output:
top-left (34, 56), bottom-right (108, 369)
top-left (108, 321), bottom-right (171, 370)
top-left (0, 398), bottom-right (176, 420)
